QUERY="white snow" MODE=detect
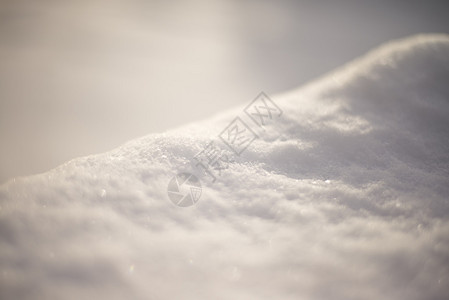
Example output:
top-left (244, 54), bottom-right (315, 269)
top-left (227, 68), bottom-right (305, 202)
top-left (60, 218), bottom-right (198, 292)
top-left (1, 34), bottom-right (449, 300)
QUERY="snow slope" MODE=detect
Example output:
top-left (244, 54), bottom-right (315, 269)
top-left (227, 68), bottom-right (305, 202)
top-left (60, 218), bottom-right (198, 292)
top-left (1, 34), bottom-right (449, 300)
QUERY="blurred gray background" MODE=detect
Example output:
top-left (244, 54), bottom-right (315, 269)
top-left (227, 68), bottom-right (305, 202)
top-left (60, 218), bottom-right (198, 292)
top-left (1, 0), bottom-right (449, 183)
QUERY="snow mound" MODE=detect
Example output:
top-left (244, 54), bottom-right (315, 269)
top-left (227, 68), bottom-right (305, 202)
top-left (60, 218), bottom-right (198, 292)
top-left (1, 34), bottom-right (449, 300)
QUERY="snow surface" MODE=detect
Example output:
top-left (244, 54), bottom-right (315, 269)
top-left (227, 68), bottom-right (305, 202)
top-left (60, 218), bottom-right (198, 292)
top-left (1, 34), bottom-right (449, 300)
